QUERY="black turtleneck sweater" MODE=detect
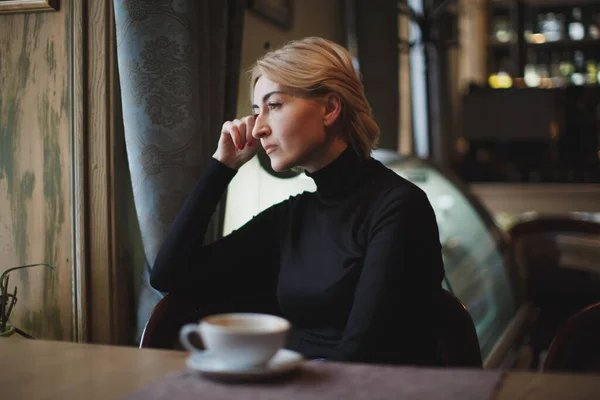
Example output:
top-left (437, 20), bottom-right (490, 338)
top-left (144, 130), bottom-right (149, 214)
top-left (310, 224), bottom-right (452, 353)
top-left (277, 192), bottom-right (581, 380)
top-left (151, 147), bottom-right (445, 366)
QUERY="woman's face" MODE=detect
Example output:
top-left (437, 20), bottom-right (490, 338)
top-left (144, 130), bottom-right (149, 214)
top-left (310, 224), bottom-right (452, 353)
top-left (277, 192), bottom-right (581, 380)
top-left (251, 76), bottom-right (334, 173)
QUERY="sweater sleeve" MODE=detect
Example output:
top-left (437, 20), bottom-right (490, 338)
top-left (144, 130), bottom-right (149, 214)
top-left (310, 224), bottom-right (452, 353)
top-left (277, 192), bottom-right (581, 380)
top-left (333, 187), bottom-right (445, 364)
top-left (150, 158), bottom-right (283, 300)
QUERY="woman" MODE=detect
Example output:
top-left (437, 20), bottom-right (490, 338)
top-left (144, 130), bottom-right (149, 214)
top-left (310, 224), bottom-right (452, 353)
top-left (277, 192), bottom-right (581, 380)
top-left (151, 37), bottom-right (445, 366)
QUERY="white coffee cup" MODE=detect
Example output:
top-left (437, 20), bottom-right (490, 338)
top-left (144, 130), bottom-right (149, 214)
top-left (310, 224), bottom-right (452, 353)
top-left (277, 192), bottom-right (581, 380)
top-left (179, 313), bottom-right (290, 370)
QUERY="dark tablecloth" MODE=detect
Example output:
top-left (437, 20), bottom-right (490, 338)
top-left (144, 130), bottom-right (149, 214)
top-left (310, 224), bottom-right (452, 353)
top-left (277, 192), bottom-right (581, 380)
top-left (124, 361), bottom-right (506, 400)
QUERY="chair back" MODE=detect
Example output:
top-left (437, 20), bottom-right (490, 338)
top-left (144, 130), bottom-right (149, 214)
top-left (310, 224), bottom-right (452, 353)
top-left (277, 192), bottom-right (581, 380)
top-left (507, 216), bottom-right (600, 364)
top-left (437, 289), bottom-right (483, 368)
top-left (141, 289), bottom-right (483, 367)
top-left (507, 216), bottom-right (600, 306)
top-left (139, 292), bottom-right (282, 350)
top-left (543, 302), bottom-right (600, 372)
top-left (139, 293), bottom-right (209, 350)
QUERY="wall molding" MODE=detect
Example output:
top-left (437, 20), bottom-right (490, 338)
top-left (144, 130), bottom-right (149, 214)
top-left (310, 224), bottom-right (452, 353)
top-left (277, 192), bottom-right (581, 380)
top-left (72, 0), bottom-right (128, 344)
top-left (71, 0), bottom-right (88, 343)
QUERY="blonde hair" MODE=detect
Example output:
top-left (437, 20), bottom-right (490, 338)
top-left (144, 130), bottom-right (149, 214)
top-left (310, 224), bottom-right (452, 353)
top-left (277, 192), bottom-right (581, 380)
top-left (250, 37), bottom-right (379, 159)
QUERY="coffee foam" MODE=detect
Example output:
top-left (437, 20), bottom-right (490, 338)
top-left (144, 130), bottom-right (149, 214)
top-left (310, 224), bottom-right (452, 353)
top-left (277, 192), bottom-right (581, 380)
top-left (203, 314), bottom-right (289, 333)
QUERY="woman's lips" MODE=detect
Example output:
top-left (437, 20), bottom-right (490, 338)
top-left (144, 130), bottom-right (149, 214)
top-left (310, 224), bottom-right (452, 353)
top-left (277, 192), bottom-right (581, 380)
top-left (263, 145), bottom-right (277, 155)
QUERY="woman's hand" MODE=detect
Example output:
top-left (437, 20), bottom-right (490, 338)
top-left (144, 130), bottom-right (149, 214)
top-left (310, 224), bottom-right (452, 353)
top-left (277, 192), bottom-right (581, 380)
top-left (213, 116), bottom-right (260, 170)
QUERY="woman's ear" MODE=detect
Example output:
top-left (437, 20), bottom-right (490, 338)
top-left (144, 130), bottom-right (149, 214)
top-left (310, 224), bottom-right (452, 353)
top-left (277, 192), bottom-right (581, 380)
top-left (323, 93), bottom-right (342, 127)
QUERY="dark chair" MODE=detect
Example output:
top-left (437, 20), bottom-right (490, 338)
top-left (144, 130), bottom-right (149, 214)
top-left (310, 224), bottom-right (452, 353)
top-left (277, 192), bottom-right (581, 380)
top-left (437, 289), bottom-right (483, 368)
top-left (543, 302), bottom-right (600, 373)
top-left (507, 216), bottom-right (600, 305)
top-left (140, 290), bottom-right (482, 368)
top-left (139, 293), bottom-right (208, 350)
top-left (139, 292), bottom-right (281, 350)
top-left (507, 216), bottom-right (600, 367)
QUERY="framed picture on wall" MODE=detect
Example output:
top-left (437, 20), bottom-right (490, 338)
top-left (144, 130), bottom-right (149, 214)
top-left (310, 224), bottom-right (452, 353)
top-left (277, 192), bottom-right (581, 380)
top-left (0, 0), bottom-right (58, 14)
top-left (248, 0), bottom-right (293, 30)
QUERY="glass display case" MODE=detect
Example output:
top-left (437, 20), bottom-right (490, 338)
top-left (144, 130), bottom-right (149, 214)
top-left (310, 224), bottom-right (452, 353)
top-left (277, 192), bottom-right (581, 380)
top-left (376, 150), bottom-right (517, 360)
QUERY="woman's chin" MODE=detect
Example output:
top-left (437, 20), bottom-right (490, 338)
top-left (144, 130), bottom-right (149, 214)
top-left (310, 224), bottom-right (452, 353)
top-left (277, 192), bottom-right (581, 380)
top-left (270, 162), bottom-right (292, 173)
top-left (269, 156), bottom-right (293, 172)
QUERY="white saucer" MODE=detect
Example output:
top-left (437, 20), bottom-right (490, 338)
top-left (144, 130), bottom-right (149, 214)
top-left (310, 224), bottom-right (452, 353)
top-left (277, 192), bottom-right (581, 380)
top-left (186, 349), bottom-right (304, 381)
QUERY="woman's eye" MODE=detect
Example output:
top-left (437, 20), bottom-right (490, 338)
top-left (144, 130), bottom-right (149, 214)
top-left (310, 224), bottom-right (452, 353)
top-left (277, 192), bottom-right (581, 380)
top-left (267, 102), bottom-right (281, 110)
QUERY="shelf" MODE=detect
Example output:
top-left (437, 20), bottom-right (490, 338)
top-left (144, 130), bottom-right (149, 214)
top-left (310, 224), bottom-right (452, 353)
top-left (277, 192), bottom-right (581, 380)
top-left (526, 0), bottom-right (600, 6)
top-left (475, 86), bottom-right (600, 92)
top-left (526, 38), bottom-right (600, 49)
top-left (489, 44), bottom-right (512, 52)
top-left (488, 38), bottom-right (513, 48)
top-left (489, 37), bottom-right (600, 50)
top-left (486, 0), bottom-right (600, 78)
top-left (488, 38), bottom-right (515, 52)
top-left (490, 0), bottom-right (600, 5)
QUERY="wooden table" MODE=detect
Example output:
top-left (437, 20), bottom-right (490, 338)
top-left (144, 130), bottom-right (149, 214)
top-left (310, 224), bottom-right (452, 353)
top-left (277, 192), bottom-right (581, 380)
top-left (2, 339), bottom-right (186, 399)
top-left (1, 339), bottom-right (599, 399)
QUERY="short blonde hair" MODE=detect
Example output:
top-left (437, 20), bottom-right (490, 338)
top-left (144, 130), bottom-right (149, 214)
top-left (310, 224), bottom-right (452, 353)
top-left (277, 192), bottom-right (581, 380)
top-left (250, 37), bottom-right (379, 159)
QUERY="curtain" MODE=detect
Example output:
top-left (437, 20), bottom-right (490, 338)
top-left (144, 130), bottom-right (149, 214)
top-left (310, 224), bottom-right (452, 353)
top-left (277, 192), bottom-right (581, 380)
top-left (113, 0), bottom-right (245, 342)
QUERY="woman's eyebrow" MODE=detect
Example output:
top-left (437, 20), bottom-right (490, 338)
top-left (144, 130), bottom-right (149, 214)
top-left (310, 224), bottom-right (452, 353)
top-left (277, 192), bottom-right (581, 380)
top-left (251, 90), bottom-right (290, 110)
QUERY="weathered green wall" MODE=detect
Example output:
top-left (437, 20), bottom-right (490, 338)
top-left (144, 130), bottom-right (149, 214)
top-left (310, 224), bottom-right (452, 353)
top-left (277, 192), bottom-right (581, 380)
top-left (0, 3), bottom-right (73, 340)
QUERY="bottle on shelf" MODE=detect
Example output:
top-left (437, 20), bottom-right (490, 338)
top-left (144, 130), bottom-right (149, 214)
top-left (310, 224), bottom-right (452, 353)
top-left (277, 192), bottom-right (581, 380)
top-left (524, 49), bottom-right (541, 87)
top-left (559, 51), bottom-right (575, 84)
top-left (538, 53), bottom-right (551, 88)
top-left (541, 12), bottom-right (564, 42)
top-left (586, 57), bottom-right (598, 85)
top-left (571, 50), bottom-right (586, 86)
top-left (488, 58), bottom-right (513, 89)
top-left (530, 13), bottom-right (547, 44)
top-left (588, 12), bottom-right (599, 40)
top-left (488, 72), bottom-right (513, 89)
top-left (550, 52), bottom-right (565, 88)
top-left (492, 16), bottom-right (512, 43)
top-left (569, 7), bottom-right (585, 41)
top-left (524, 20), bottom-right (533, 43)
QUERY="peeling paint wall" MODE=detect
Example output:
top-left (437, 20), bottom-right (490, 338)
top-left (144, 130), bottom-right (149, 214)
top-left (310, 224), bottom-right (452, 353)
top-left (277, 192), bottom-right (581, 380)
top-left (0, 3), bottom-right (73, 340)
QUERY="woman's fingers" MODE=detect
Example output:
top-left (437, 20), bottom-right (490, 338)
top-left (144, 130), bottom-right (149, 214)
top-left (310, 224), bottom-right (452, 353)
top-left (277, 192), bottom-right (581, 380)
top-left (233, 119), bottom-right (246, 149)
top-left (222, 116), bottom-right (257, 150)
top-left (215, 116), bottom-right (259, 169)
top-left (244, 116), bottom-right (256, 147)
top-left (222, 121), bottom-right (242, 150)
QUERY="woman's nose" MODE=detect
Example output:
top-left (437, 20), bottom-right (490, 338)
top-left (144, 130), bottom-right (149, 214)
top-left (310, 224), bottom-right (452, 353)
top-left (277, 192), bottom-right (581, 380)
top-left (252, 114), bottom-right (271, 139)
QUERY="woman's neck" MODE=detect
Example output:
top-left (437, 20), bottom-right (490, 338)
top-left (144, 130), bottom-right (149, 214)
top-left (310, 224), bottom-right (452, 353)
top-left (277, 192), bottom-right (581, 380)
top-left (303, 137), bottom-right (348, 173)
